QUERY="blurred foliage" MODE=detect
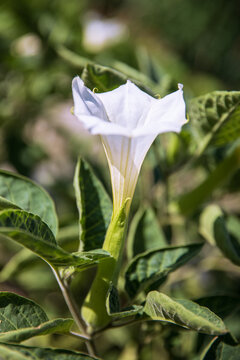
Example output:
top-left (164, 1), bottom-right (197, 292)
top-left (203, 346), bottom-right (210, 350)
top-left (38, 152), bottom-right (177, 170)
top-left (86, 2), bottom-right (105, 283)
top-left (0, 0), bottom-right (240, 359)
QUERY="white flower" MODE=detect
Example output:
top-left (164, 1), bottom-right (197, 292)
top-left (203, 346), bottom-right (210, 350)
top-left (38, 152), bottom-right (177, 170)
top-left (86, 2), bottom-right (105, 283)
top-left (72, 77), bottom-right (187, 216)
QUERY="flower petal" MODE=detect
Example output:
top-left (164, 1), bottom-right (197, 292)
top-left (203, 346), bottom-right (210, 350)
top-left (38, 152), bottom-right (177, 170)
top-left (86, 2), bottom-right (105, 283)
top-left (96, 80), bottom-right (154, 129)
top-left (101, 133), bottom-right (156, 215)
top-left (133, 85), bottom-right (187, 136)
top-left (72, 76), bottom-right (108, 121)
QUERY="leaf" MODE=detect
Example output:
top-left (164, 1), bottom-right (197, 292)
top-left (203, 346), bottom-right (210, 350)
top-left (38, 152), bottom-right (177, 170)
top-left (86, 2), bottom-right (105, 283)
top-left (178, 145), bottom-right (240, 215)
top-left (0, 343), bottom-right (98, 359)
top-left (0, 319), bottom-right (73, 344)
top-left (127, 207), bottom-right (167, 259)
top-left (0, 170), bottom-right (58, 236)
top-left (196, 295), bottom-right (240, 319)
top-left (81, 63), bottom-right (153, 95)
top-left (144, 291), bottom-right (227, 335)
top-left (0, 196), bottom-right (19, 211)
top-left (188, 91), bottom-right (240, 150)
top-left (0, 292), bottom-right (73, 343)
top-left (81, 63), bottom-right (126, 92)
top-left (106, 284), bottom-right (143, 319)
top-left (124, 243), bottom-right (203, 298)
top-left (215, 105), bottom-right (240, 146)
top-left (202, 334), bottom-right (240, 360)
top-left (0, 209), bottom-right (110, 268)
top-left (74, 158), bottom-right (112, 251)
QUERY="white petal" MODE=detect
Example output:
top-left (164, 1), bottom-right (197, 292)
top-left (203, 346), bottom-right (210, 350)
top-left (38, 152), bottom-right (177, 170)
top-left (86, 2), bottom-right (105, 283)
top-left (101, 133), bottom-right (156, 215)
top-left (96, 80), bottom-right (154, 128)
top-left (135, 87), bottom-right (187, 136)
top-left (72, 76), bottom-right (108, 123)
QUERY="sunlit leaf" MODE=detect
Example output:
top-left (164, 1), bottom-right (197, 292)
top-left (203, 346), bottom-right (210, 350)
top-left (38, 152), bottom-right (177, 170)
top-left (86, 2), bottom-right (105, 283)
top-left (0, 343), bottom-right (97, 359)
top-left (0, 209), bottom-right (110, 268)
top-left (0, 170), bottom-right (58, 236)
top-left (0, 292), bottom-right (73, 343)
top-left (188, 91), bottom-right (240, 149)
top-left (144, 291), bottom-right (227, 335)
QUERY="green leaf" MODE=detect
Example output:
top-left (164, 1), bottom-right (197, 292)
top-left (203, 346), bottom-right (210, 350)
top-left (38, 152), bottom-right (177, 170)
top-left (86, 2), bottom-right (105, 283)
top-left (106, 283), bottom-right (143, 319)
top-left (144, 291), bottom-right (227, 335)
top-left (0, 319), bottom-right (73, 344)
top-left (0, 170), bottom-right (58, 236)
top-left (215, 105), bottom-right (240, 146)
top-left (0, 209), bottom-right (110, 268)
top-left (81, 63), bottom-right (153, 96)
top-left (199, 205), bottom-right (240, 266)
top-left (202, 334), bottom-right (240, 360)
top-left (0, 196), bottom-right (19, 211)
top-left (0, 343), bottom-right (98, 359)
top-left (188, 91), bottom-right (240, 151)
top-left (125, 243), bottom-right (203, 298)
top-left (81, 63), bottom-right (126, 92)
top-left (0, 292), bottom-right (73, 343)
top-left (127, 207), bottom-right (167, 259)
top-left (196, 295), bottom-right (240, 319)
top-left (74, 158), bottom-right (112, 251)
top-left (178, 145), bottom-right (240, 215)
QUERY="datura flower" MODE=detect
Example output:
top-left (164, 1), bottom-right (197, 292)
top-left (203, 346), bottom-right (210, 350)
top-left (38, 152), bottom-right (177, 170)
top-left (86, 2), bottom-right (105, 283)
top-left (72, 77), bottom-right (187, 216)
top-left (72, 76), bottom-right (187, 330)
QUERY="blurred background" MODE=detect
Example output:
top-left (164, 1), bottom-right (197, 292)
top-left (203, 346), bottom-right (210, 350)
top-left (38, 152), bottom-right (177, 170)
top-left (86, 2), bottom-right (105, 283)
top-left (0, 0), bottom-right (240, 359)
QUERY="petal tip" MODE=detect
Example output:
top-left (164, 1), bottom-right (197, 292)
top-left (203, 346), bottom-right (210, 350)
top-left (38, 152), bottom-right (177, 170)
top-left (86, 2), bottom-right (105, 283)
top-left (178, 83), bottom-right (183, 91)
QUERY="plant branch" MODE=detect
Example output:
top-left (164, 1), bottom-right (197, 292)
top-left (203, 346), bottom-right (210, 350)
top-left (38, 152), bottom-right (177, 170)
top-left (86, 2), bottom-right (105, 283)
top-left (50, 265), bottom-right (96, 357)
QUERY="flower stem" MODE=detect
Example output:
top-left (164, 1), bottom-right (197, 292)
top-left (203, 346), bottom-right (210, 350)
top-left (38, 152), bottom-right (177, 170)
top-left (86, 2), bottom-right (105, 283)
top-left (81, 200), bottom-right (129, 331)
top-left (50, 265), bottom-right (96, 357)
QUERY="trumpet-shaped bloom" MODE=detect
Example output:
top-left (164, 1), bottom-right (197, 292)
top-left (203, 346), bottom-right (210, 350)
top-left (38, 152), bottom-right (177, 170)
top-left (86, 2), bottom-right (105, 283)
top-left (72, 77), bottom-right (187, 216)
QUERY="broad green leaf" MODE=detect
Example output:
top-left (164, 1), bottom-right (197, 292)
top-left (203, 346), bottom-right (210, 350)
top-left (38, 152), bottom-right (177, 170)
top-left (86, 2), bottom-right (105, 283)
top-left (81, 63), bottom-right (126, 92)
top-left (106, 284), bottom-right (143, 319)
top-left (0, 196), bottom-right (19, 211)
top-left (0, 292), bottom-right (73, 343)
top-left (0, 170), bottom-right (58, 236)
top-left (125, 243), bottom-right (203, 298)
top-left (0, 319), bottom-right (73, 343)
top-left (202, 334), bottom-right (239, 360)
top-left (127, 207), bottom-right (167, 259)
top-left (188, 91), bottom-right (240, 152)
top-left (0, 343), bottom-right (97, 359)
top-left (144, 291), bottom-right (227, 335)
top-left (178, 145), bottom-right (240, 215)
top-left (0, 209), bottom-right (110, 268)
top-left (199, 205), bottom-right (240, 266)
top-left (196, 295), bottom-right (240, 319)
top-left (74, 158), bottom-right (112, 251)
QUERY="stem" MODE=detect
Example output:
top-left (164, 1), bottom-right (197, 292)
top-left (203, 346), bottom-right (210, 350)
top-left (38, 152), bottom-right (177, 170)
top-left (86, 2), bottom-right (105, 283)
top-left (50, 265), bottom-right (96, 357)
top-left (81, 200), bottom-right (129, 331)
